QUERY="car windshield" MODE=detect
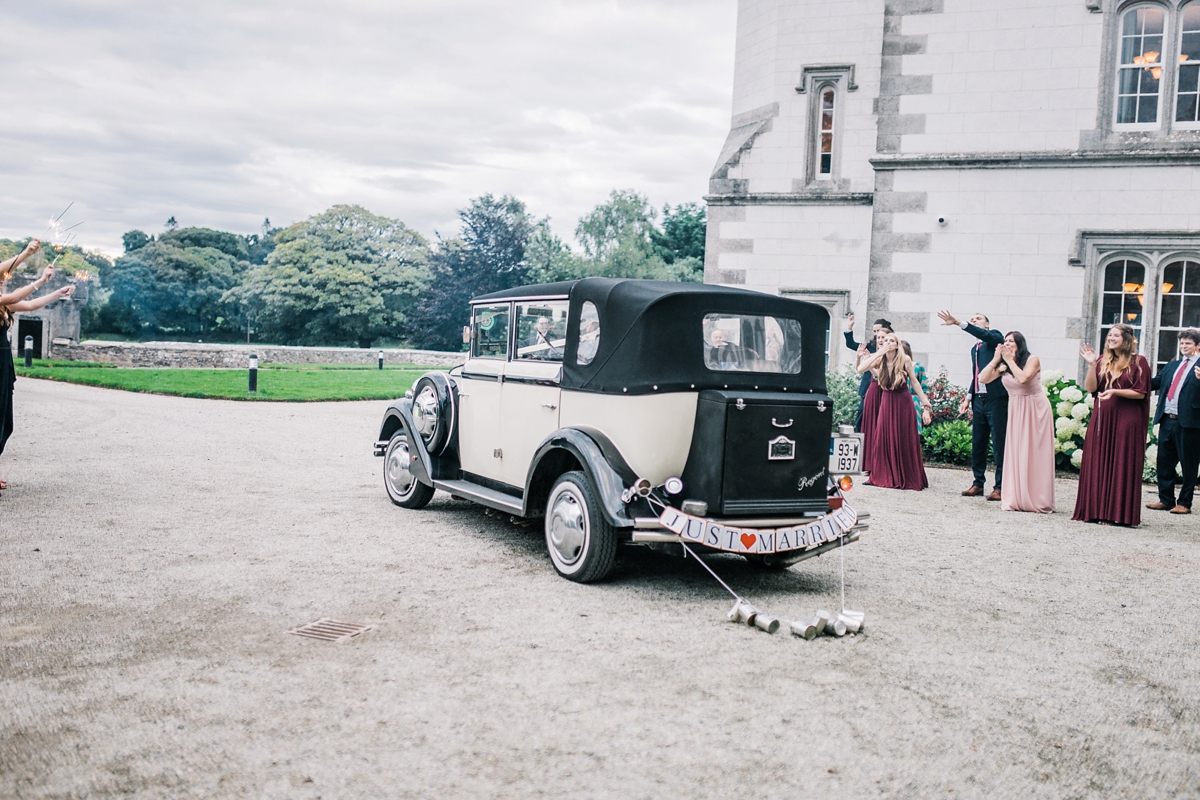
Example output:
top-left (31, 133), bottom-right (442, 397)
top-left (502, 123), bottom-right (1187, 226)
top-left (703, 313), bottom-right (803, 374)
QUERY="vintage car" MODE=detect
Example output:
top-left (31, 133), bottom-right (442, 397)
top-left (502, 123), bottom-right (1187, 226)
top-left (374, 278), bottom-right (866, 582)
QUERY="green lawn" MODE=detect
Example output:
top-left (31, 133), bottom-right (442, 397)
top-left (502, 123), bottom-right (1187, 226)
top-left (16, 361), bottom-right (449, 401)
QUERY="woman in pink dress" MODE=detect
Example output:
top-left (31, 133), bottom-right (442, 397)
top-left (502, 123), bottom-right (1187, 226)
top-left (855, 324), bottom-right (891, 474)
top-left (979, 331), bottom-right (1055, 513)
top-left (858, 334), bottom-right (932, 491)
top-left (1073, 324), bottom-right (1152, 526)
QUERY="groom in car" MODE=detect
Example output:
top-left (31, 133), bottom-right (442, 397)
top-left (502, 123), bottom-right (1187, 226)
top-left (938, 310), bottom-right (1007, 501)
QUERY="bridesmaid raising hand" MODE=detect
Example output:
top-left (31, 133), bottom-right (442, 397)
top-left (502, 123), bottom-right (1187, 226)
top-left (1072, 324), bottom-right (1152, 526)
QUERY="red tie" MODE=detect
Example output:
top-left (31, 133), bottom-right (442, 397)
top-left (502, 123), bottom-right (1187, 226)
top-left (1168, 358), bottom-right (1190, 400)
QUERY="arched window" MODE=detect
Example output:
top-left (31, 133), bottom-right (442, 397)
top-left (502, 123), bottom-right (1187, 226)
top-left (1177, 4), bottom-right (1200, 121)
top-left (1100, 258), bottom-right (1147, 346)
top-left (1116, 5), bottom-right (1165, 125)
top-left (816, 87), bottom-right (835, 179)
top-left (1157, 260), bottom-right (1200, 369)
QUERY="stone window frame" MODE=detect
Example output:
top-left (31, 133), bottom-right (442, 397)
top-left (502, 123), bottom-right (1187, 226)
top-left (1174, 1), bottom-right (1200, 125)
top-left (1073, 230), bottom-right (1200, 371)
top-left (796, 65), bottom-right (856, 187)
top-left (1092, 0), bottom-right (1200, 143)
top-left (779, 288), bottom-right (850, 367)
top-left (1113, 3), bottom-right (1170, 131)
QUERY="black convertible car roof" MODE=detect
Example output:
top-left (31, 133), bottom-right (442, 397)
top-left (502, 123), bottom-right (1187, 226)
top-left (472, 278), bottom-right (829, 395)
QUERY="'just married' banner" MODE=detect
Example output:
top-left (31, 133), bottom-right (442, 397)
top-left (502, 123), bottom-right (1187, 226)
top-left (657, 503), bottom-right (857, 555)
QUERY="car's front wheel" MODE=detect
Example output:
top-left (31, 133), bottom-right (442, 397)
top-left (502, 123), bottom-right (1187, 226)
top-left (384, 431), bottom-right (435, 509)
top-left (544, 471), bottom-right (617, 583)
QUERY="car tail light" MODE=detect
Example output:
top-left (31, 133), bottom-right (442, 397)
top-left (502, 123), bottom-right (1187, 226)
top-left (839, 475), bottom-right (853, 492)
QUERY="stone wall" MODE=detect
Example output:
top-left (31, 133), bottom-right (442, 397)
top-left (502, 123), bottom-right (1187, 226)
top-left (44, 339), bottom-right (465, 369)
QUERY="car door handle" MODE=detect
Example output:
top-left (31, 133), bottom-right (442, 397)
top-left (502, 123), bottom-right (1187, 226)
top-left (541, 403), bottom-right (557, 409)
top-left (458, 393), bottom-right (469, 399)
top-left (772, 418), bottom-right (793, 428)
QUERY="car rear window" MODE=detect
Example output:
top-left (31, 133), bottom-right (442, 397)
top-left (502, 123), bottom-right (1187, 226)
top-left (703, 313), bottom-right (803, 374)
top-left (576, 301), bottom-right (600, 366)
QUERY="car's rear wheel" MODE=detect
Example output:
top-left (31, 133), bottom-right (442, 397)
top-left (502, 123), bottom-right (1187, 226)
top-left (544, 471), bottom-right (617, 583)
top-left (384, 432), bottom-right (435, 509)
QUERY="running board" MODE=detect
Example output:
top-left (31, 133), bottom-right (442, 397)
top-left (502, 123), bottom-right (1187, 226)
top-left (434, 479), bottom-right (524, 515)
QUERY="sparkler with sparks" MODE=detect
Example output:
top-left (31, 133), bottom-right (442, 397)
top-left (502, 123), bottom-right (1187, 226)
top-left (40, 203), bottom-right (84, 267)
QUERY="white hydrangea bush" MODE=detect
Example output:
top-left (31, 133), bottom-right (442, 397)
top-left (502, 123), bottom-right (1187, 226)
top-left (1044, 372), bottom-right (1091, 471)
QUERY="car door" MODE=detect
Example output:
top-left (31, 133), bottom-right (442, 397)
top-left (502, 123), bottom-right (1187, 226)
top-left (499, 301), bottom-right (568, 488)
top-left (458, 303), bottom-right (510, 483)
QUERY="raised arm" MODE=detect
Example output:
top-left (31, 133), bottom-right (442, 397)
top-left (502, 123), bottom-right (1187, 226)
top-left (856, 345), bottom-right (888, 373)
top-left (5, 284), bottom-right (73, 312)
top-left (843, 313), bottom-right (861, 351)
top-left (963, 322), bottom-right (1004, 347)
top-left (1080, 344), bottom-right (1099, 393)
top-left (0, 240), bottom-right (41, 280)
top-left (0, 265), bottom-right (55, 306)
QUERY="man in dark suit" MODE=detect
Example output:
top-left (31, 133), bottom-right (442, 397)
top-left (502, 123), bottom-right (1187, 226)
top-left (938, 310), bottom-right (1007, 500)
top-left (843, 314), bottom-right (891, 430)
top-left (1147, 328), bottom-right (1200, 514)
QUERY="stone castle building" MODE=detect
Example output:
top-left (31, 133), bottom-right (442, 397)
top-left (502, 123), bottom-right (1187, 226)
top-left (705, 0), bottom-right (1200, 383)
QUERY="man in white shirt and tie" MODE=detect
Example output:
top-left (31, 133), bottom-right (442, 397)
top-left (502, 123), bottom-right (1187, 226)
top-left (1148, 328), bottom-right (1200, 514)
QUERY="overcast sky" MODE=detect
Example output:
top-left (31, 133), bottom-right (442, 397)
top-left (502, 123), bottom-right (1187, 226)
top-left (0, 1), bottom-right (737, 257)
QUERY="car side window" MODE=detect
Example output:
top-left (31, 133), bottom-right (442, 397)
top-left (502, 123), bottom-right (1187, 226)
top-left (515, 302), bottom-right (569, 362)
top-left (576, 301), bottom-right (600, 366)
top-left (472, 304), bottom-right (510, 359)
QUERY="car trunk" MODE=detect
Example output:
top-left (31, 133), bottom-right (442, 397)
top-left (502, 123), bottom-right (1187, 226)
top-left (680, 390), bottom-right (832, 516)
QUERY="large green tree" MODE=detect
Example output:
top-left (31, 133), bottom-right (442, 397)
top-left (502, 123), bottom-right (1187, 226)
top-left (404, 194), bottom-right (539, 351)
top-left (227, 205), bottom-right (429, 347)
top-left (528, 190), bottom-right (705, 284)
top-left (92, 229), bottom-right (250, 338)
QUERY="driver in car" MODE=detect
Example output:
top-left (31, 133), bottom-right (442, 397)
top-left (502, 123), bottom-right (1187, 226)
top-left (523, 316), bottom-right (561, 359)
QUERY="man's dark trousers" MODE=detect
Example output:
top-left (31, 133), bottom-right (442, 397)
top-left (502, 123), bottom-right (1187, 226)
top-left (971, 394), bottom-right (1007, 491)
top-left (1157, 418), bottom-right (1200, 508)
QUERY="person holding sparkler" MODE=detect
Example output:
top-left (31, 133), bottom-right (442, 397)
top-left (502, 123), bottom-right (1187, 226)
top-left (0, 239), bottom-right (44, 280)
top-left (0, 241), bottom-right (75, 497)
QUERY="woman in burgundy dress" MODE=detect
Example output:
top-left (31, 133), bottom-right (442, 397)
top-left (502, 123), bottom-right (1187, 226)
top-left (858, 334), bottom-right (932, 490)
top-left (1073, 324), bottom-right (1152, 526)
top-left (855, 324), bottom-right (891, 473)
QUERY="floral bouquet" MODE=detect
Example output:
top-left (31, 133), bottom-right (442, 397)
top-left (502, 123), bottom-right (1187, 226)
top-left (1042, 369), bottom-right (1093, 471)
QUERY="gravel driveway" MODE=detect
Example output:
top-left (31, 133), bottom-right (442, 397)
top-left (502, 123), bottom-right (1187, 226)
top-left (1, 378), bottom-right (1197, 799)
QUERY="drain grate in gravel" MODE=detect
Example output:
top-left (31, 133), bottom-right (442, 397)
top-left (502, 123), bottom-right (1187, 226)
top-left (287, 618), bottom-right (372, 643)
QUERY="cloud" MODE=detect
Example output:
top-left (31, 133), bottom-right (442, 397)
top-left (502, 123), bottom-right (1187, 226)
top-left (0, 0), bottom-right (736, 255)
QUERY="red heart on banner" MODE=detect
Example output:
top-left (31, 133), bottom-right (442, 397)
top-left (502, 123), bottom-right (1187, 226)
top-left (739, 533), bottom-right (757, 550)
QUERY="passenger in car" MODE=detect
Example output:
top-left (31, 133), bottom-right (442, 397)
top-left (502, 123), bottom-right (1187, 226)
top-left (522, 316), bottom-right (561, 360)
top-left (577, 318), bottom-right (600, 364)
top-left (705, 328), bottom-right (758, 371)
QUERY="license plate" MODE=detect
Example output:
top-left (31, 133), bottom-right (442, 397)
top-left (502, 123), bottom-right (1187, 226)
top-left (829, 434), bottom-right (862, 475)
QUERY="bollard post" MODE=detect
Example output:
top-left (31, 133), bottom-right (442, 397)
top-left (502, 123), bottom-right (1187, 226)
top-left (248, 353), bottom-right (258, 393)
top-left (24, 335), bottom-right (33, 368)
top-left (378, 349), bottom-right (384, 371)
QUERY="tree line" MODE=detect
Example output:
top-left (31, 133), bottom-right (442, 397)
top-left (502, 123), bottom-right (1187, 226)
top-left (72, 190), bottom-right (705, 351)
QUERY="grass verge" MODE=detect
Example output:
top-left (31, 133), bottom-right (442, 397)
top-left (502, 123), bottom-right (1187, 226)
top-left (16, 361), bottom-right (448, 401)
